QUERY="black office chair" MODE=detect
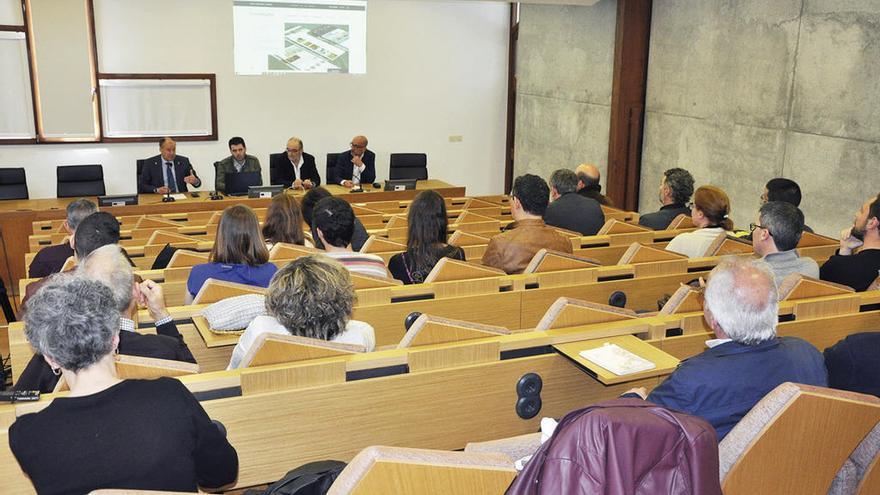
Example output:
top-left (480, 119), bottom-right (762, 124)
top-left (0, 167), bottom-right (28, 200)
top-left (135, 159), bottom-right (148, 191)
top-left (268, 152), bottom-right (285, 186)
top-left (326, 153), bottom-right (340, 185)
top-left (389, 153), bottom-right (428, 180)
top-left (56, 164), bottom-right (106, 198)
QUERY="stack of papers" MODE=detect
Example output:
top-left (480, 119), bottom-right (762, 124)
top-left (580, 343), bottom-right (656, 376)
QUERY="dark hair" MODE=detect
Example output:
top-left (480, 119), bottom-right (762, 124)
top-left (262, 194), bottom-right (305, 245)
top-left (228, 136), bottom-right (246, 148)
top-left (694, 185), bottom-right (733, 231)
top-left (73, 212), bottom-right (120, 259)
top-left (301, 187), bottom-right (333, 228)
top-left (313, 197), bottom-right (355, 248)
top-left (405, 190), bottom-right (449, 275)
top-left (664, 168), bottom-right (695, 205)
top-left (549, 169), bottom-right (579, 195)
top-left (765, 178), bottom-right (802, 207)
top-left (759, 201), bottom-right (804, 251)
top-left (869, 194), bottom-right (880, 224)
top-left (211, 205), bottom-right (269, 265)
top-left (511, 174), bottom-right (550, 216)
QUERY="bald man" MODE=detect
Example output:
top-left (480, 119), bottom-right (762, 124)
top-left (336, 135), bottom-right (376, 188)
top-left (624, 257), bottom-right (826, 441)
top-left (575, 163), bottom-right (614, 207)
top-left (270, 136), bottom-right (321, 189)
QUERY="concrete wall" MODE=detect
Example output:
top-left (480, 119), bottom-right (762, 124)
top-left (641, 0), bottom-right (880, 236)
top-left (513, 1), bottom-right (617, 187)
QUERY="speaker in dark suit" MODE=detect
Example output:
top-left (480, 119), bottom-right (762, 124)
top-left (335, 149), bottom-right (376, 185)
top-left (269, 151), bottom-right (321, 188)
top-left (137, 138), bottom-right (202, 193)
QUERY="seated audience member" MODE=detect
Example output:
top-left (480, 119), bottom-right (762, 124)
top-left (763, 178), bottom-right (812, 232)
top-left (824, 332), bottom-right (880, 398)
top-left (543, 169), bottom-right (604, 236)
top-left (11, 276), bottom-right (237, 493)
top-left (16, 245), bottom-right (196, 393)
top-left (302, 187), bottom-right (369, 251)
top-left (482, 174), bottom-right (573, 274)
top-left (820, 193), bottom-right (880, 292)
top-left (625, 257), bottom-right (827, 441)
top-left (186, 205), bottom-right (277, 303)
top-left (639, 168), bottom-right (695, 230)
top-left (270, 136), bottom-right (320, 189)
top-left (335, 135), bottom-right (376, 188)
top-left (28, 198), bottom-right (96, 278)
top-left (138, 137), bottom-right (201, 194)
top-left (228, 255), bottom-right (376, 369)
top-left (388, 190), bottom-right (465, 284)
top-left (214, 136), bottom-right (262, 193)
top-left (312, 197), bottom-right (391, 278)
top-left (262, 193), bottom-right (312, 249)
top-left (575, 163), bottom-right (614, 207)
top-left (751, 201), bottom-right (819, 285)
top-left (665, 185), bottom-right (733, 258)
top-left (22, 211), bottom-right (120, 310)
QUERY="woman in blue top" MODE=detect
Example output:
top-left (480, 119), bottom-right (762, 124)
top-left (185, 204), bottom-right (277, 304)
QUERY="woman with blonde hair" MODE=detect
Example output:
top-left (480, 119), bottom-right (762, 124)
top-left (666, 185), bottom-right (734, 258)
top-left (227, 254), bottom-right (375, 369)
top-left (186, 204), bottom-right (276, 303)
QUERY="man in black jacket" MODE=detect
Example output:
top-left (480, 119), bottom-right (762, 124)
top-left (335, 135), bottom-right (376, 187)
top-left (138, 137), bottom-right (202, 194)
top-left (639, 168), bottom-right (695, 230)
top-left (15, 246), bottom-right (196, 393)
top-left (269, 136), bottom-right (321, 189)
top-left (544, 169), bottom-right (604, 236)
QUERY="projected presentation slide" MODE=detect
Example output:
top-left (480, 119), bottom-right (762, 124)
top-left (234, 1), bottom-right (367, 75)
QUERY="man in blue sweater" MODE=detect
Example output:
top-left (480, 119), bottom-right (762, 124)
top-left (625, 257), bottom-right (827, 441)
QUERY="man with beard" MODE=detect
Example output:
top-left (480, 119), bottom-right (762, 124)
top-left (820, 193), bottom-right (880, 291)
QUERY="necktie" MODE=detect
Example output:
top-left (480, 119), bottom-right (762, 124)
top-left (165, 162), bottom-right (177, 193)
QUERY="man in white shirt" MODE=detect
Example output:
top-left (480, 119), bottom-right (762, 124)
top-left (270, 136), bottom-right (321, 188)
top-left (335, 135), bottom-right (376, 188)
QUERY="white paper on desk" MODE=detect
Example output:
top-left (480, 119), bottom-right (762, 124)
top-left (579, 343), bottom-right (656, 376)
top-left (171, 193), bottom-right (187, 201)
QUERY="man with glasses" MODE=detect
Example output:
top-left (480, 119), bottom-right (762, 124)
top-left (336, 135), bottom-right (375, 188)
top-left (271, 136), bottom-right (321, 189)
top-left (751, 201), bottom-right (818, 286)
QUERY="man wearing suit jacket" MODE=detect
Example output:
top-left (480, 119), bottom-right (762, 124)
top-left (335, 135), bottom-right (376, 187)
top-left (214, 136), bottom-right (262, 193)
top-left (138, 137), bottom-right (202, 194)
top-left (270, 136), bottom-right (321, 189)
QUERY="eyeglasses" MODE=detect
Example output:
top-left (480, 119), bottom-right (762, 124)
top-left (350, 143), bottom-right (366, 149)
top-left (749, 223), bottom-right (772, 236)
top-left (686, 202), bottom-right (694, 209)
top-left (286, 148), bottom-right (301, 153)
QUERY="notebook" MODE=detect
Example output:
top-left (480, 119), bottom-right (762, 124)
top-left (579, 343), bottom-right (656, 376)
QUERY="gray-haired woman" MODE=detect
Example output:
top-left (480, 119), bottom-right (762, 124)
top-left (227, 254), bottom-right (376, 369)
top-left (9, 275), bottom-right (238, 494)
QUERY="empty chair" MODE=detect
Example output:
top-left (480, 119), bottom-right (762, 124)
top-left (326, 152), bottom-right (340, 185)
top-left (135, 159), bottom-right (147, 192)
top-left (56, 165), bottom-right (105, 198)
top-left (0, 167), bottom-right (28, 200)
top-left (389, 153), bottom-right (428, 180)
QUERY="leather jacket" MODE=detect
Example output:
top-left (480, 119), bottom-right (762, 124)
top-left (481, 218), bottom-right (573, 274)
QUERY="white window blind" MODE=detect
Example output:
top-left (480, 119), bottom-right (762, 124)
top-left (0, 32), bottom-right (36, 139)
top-left (99, 79), bottom-right (213, 138)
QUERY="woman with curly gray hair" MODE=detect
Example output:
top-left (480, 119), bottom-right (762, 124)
top-left (10, 275), bottom-right (238, 494)
top-left (227, 254), bottom-right (376, 369)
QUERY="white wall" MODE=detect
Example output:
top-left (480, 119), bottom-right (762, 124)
top-left (0, 0), bottom-right (510, 199)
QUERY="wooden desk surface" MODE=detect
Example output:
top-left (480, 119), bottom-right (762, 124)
top-left (0, 180), bottom-right (464, 297)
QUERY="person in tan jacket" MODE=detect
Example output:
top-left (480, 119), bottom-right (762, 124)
top-left (482, 174), bottom-right (573, 274)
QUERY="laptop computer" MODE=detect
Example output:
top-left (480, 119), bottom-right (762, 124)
top-left (225, 172), bottom-right (263, 196)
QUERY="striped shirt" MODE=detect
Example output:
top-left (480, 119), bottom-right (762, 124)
top-left (323, 251), bottom-right (391, 279)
